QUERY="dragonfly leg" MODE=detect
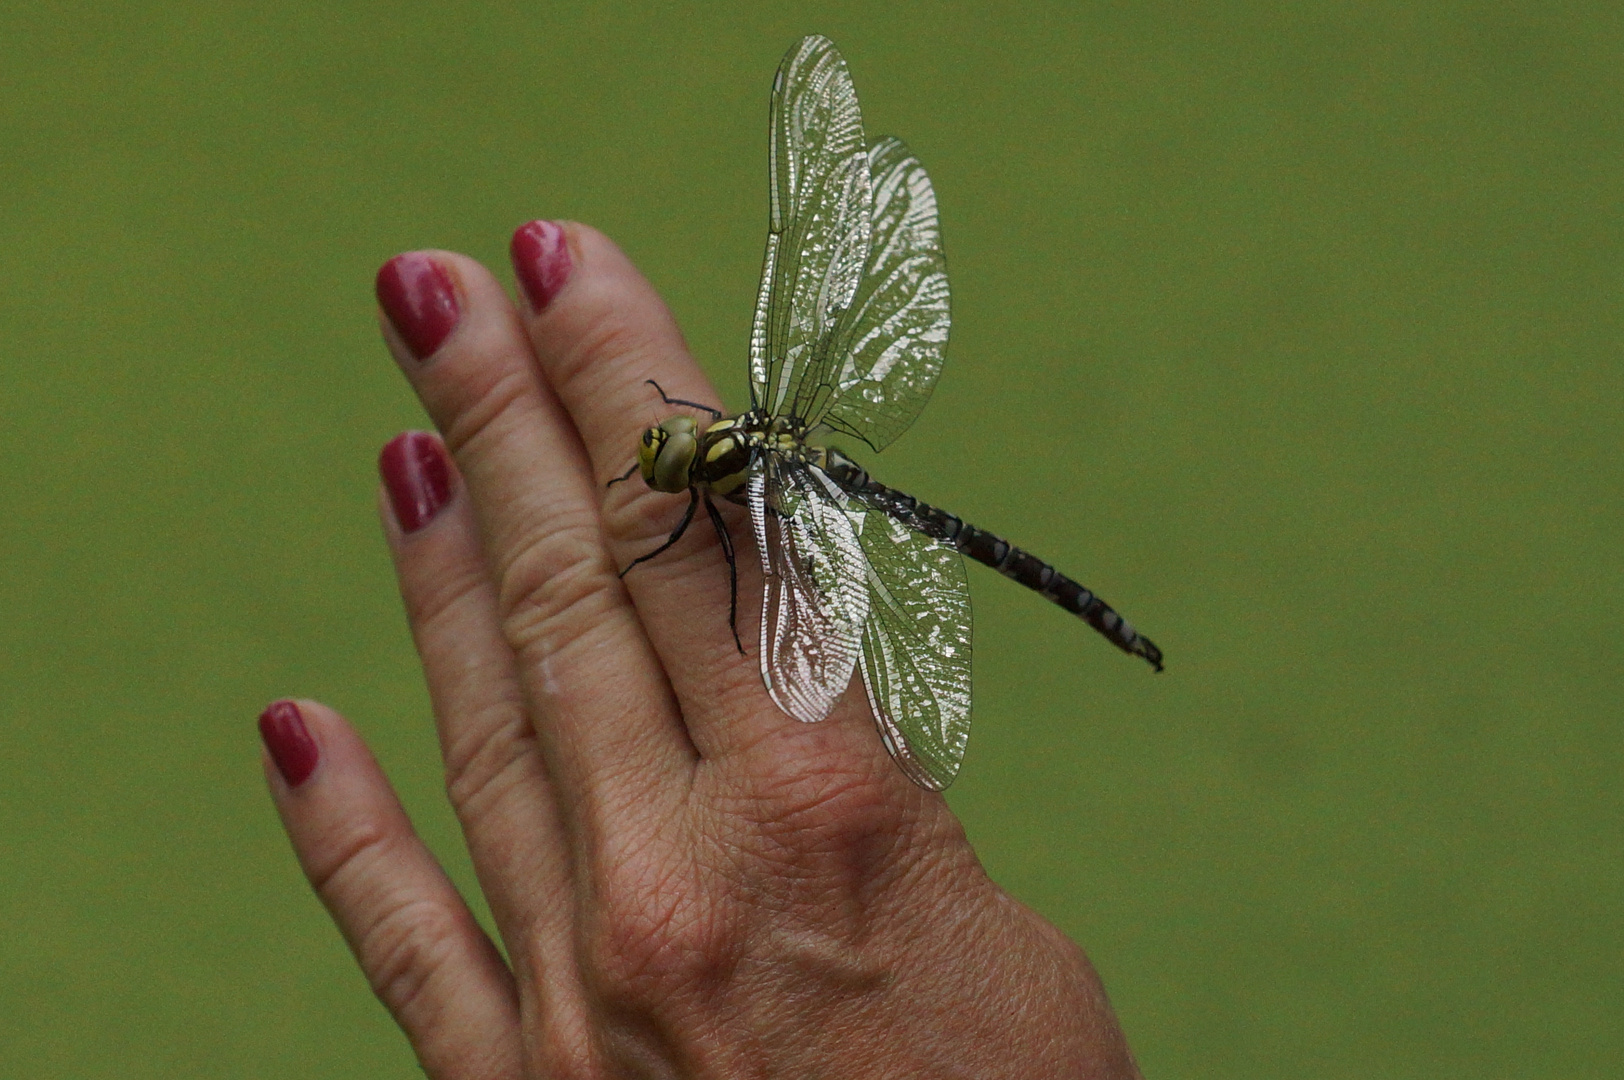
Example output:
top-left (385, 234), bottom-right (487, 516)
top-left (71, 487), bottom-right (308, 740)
top-left (621, 487), bottom-right (700, 577)
top-left (702, 491), bottom-right (743, 654)
top-left (646, 379), bottom-right (722, 419)
top-left (605, 460), bottom-right (640, 488)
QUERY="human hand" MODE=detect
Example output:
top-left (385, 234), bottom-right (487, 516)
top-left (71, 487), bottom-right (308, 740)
top-left (258, 220), bottom-right (1141, 1078)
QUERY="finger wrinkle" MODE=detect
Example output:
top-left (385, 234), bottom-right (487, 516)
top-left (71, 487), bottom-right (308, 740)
top-left (400, 550), bottom-right (496, 644)
top-left (549, 302), bottom-right (688, 422)
top-left (304, 811), bottom-right (404, 900)
top-left (356, 903), bottom-right (524, 1080)
top-left (494, 525), bottom-right (622, 658)
top-left (441, 707), bottom-right (546, 825)
top-left (488, 500), bottom-right (602, 575)
top-left (503, 590), bottom-right (642, 697)
top-left (602, 484), bottom-right (713, 552)
top-left (437, 364), bottom-right (555, 463)
top-left (357, 893), bottom-right (481, 1022)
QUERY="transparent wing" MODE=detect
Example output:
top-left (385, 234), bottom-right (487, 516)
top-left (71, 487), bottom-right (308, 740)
top-left (749, 35), bottom-right (872, 422)
top-left (852, 504), bottom-right (973, 789)
top-left (751, 458), bottom-right (871, 725)
top-left (820, 137), bottom-right (952, 452)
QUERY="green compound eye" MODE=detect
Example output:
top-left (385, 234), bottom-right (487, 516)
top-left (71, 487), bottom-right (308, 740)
top-left (646, 426), bottom-right (697, 493)
top-left (636, 426), bottom-right (667, 486)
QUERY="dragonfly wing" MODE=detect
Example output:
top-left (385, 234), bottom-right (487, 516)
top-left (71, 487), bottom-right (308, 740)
top-left (854, 505), bottom-right (973, 789)
top-left (822, 136), bottom-right (952, 452)
top-left (751, 459), bottom-right (871, 725)
top-left (749, 35), bottom-right (872, 424)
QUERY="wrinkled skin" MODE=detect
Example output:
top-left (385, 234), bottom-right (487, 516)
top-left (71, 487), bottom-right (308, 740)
top-left (261, 223), bottom-right (1142, 1079)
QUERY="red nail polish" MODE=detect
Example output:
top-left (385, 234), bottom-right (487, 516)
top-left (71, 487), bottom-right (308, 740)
top-left (379, 431), bottom-right (453, 533)
top-left (376, 253), bottom-right (460, 360)
top-left (259, 700), bottom-right (319, 787)
top-left (511, 220), bottom-right (572, 311)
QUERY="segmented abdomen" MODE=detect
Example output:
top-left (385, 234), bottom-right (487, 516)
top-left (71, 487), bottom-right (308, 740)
top-left (822, 451), bottom-right (1164, 672)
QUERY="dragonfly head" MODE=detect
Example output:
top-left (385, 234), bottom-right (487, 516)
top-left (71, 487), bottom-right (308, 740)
top-left (638, 415), bottom-right (699, 493)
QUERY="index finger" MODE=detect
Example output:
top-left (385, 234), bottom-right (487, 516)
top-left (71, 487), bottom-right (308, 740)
top-left (508, 222), bottom-right (787, 766)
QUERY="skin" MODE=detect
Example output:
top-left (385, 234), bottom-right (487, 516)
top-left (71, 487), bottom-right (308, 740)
top-left (262, 223), bottom-right (1143, 1079)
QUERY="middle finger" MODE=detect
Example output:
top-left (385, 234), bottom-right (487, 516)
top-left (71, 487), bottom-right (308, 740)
top-left (375, 250), bottom-right (695, 828)
top-left (507, 221), bottom-right (781, 759)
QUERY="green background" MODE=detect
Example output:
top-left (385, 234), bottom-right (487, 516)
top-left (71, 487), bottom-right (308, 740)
top-left (3, 1), bottom-right (1618, 1075)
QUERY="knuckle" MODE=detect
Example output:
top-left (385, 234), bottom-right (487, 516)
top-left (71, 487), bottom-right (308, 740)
top-left (441, 687), bottom-right (538, 820)
top-left (762, 779), bottom-right (902, 878)
top-left (755, 753), bottom-right (891, 828)
top-left (533, 1035), bottom-right (599, 1080)
top-left (305, 815), bottom-right (397, 900)
top-left (724, 744), bottom-right (909, 877)
top-left (549, 288), bottom-right (673, 402)
top-left (580, 848), bottom-right (731, 1004)
top-left (438, 365), bottom-right (541, 462)
top-left (604, 485), bottom-right (701, 553)
top-left (495, 521), bottom-right (623, 659)
top-left (399, 553), bottom-right (490, 644)
top-left (552, 307), bottom-right (640, 393)
top-left (356, 895), bottom-right (471, 1020)
top-left (302, 821), bottom-right (503, 1024)
top-left (586, 903), bottom-right (729, 1007)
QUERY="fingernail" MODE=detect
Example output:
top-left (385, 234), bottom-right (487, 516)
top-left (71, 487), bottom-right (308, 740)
top-left (259, 700), bottom-right (319, 787)
top-left (511, 220), bottom-right (572, 311)
top-left (379, 431), bottom-right (453, 533)
top-left (375, 253), bottom-right (460, 360)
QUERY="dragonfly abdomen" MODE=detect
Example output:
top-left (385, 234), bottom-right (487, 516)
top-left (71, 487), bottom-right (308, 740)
top-left (822, 450), bottom-right (1164, 672)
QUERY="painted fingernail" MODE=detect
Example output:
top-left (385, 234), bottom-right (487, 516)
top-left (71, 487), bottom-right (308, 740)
top-left (375, 253), bottom-right (460, 360)
top-left (511, 220), bottom-right (572, 311)
top-left (259, 700), bottom-right (319, 787)
top-left (379, 431), bottom-right (453, 533)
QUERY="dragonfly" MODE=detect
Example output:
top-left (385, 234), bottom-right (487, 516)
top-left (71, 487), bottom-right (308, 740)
top-left (616, 35), bottom-right (1162, 789)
